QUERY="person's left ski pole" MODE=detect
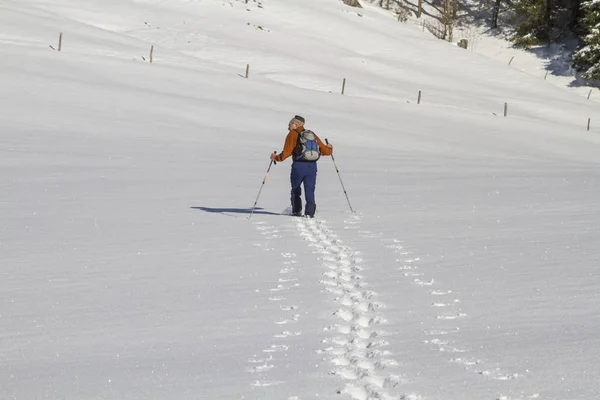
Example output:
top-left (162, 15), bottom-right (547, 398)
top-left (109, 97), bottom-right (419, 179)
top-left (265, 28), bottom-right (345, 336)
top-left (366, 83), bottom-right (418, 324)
top-left (249, 151), bottom-right (277, 219)
top-left (325, 138), bottom-right (354, 213)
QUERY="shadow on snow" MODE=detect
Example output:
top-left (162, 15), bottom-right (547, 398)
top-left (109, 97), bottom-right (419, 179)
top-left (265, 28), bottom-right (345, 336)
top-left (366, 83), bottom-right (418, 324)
top-left (191, 206), bottom-right (281, 216)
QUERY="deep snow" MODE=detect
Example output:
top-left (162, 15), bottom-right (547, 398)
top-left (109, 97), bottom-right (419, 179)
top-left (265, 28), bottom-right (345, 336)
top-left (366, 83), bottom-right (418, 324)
top-left (1, 1), bottom-right (599, 399)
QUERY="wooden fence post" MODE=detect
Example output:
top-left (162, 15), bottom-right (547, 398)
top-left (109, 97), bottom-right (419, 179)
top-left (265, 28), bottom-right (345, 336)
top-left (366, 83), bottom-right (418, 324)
top-left (508, 56), bottom-right (514, 65)
top-left (417, 0), bottom-right (423, 18)
top-left (245, 64), bottom-right (250, 78)
top-left (504, 102), bottom-right (508, 117)
top-left (588, 89), bottom-right (592, 100)
top-left (58, 32), bottom-right (63, 52)
top-left (417, 90), bottom-right (422, 104)
top-left (544, 71), bottom-right (548, 80)
top-left (341, 78), bottom-right (346, 95)
top-left (149, 45), bottom-right (154, 63)
top-left (587, 118), bottom-right (591, 131)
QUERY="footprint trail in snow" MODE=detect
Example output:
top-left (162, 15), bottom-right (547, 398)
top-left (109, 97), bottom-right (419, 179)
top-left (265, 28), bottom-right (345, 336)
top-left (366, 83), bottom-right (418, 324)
top-left (346, 213), bottom-right (532, 396)
top-left (298, 218), bottom-right (419, 400)
top-left (248, 221), bottom-right (302, 393)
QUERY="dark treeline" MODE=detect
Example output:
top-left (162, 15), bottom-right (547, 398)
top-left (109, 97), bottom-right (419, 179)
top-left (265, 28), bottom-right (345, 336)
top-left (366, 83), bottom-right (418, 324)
top-left (495, 0), bottom-right (600, 79)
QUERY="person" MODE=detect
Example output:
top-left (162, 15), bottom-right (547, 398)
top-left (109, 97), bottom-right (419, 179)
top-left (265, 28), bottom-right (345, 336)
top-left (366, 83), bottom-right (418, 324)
top-left (270, 115), bottom-right (333, 218)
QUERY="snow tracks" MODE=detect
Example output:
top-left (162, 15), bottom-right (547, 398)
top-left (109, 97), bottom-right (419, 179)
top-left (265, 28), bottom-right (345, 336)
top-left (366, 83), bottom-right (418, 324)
top-left (299, 218), bottom-right (408, 400)
top-left (248, 213), bottom-right (530, 400)
top-left (249, 215), bottom-right (417, 400)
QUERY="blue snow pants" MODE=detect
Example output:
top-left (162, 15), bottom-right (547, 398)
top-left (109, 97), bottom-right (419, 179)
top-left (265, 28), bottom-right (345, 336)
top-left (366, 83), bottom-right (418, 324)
top-left (290, 161), bottom-right (318, 217)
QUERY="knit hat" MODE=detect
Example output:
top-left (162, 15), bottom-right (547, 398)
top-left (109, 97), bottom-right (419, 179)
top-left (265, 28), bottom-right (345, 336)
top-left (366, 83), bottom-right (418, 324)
top-left (293, 115), bottom-right (305, 125)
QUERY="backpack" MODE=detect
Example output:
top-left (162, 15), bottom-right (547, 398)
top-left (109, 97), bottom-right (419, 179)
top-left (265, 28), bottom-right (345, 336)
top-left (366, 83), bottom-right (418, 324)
top-left (294, 130), bottom-right (320, 161)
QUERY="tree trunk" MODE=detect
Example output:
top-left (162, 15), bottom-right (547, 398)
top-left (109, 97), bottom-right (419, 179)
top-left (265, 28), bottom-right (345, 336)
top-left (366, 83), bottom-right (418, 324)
top-left (442, 0), bottom-right (458, 41)
top-left (545, 0), bottom-right (552, 29)
top-left (492, 0), bottom-right (501, 29)
top-left (570, 0), bottom-right (582, 30)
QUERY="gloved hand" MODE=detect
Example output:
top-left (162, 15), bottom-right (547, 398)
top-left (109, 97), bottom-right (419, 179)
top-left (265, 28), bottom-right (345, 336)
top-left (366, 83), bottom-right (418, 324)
top-left (270, 152), bottom-right (278, 161)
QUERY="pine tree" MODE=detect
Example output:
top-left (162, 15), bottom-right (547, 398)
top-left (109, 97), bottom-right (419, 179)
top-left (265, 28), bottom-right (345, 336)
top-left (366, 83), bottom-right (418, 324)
top-left (572, 0), bottom-right (600, 79)
top-left (512, 0), bottom-right (552, 47)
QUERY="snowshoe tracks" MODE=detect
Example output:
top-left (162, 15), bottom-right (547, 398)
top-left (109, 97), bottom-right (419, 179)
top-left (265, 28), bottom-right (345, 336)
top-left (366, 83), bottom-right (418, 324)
top-left (347, 213), bottom-right (530, 391)
top-left (298, 218), bottom-right (410, 400)
top-left (247, 221), bottom-right (302, 393)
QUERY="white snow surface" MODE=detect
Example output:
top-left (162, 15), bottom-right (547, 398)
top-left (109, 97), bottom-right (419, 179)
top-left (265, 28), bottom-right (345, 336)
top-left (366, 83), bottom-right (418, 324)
top-left (1, 1), bottom-right (600, 399)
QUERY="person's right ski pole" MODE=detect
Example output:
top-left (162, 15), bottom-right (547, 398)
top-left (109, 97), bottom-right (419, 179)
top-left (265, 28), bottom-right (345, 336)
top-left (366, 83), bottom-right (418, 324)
top-left (325, 138), bottom-right (354, 213)
top-left (249, 151), bottom-right (277, 219)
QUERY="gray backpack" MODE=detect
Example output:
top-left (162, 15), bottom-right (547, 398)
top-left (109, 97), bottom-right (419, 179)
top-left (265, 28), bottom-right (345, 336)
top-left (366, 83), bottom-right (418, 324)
top-left (294, 130), bottom-right (320, 161)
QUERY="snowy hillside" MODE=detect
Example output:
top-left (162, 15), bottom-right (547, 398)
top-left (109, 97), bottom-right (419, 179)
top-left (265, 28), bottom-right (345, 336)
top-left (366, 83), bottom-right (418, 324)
top-left (1, 1), bottom-right (599, 400)
top-left (366, 0), bottom-right (599, 101)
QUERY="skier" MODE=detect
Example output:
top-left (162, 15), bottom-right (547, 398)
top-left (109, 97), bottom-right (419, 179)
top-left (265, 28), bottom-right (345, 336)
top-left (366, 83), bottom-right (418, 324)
top-left (270, 115), bottom-right (333, 218)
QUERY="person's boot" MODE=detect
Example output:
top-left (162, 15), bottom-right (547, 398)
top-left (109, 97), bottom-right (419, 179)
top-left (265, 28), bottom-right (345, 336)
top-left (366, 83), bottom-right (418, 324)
top-left (291, 196), bottom-right (302, 216)
top-left (305, 203), bottom-right (316, 218)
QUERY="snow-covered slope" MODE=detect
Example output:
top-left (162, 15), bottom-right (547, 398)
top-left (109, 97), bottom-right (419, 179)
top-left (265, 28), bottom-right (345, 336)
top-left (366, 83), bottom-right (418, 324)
top-left (381, 0), bottom-right (599, 101)
top-left (1, 1), bottom-right (599, 399)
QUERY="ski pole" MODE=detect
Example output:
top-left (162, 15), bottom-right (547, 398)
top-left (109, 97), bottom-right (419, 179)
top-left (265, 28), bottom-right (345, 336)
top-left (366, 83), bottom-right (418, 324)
top-left (249, 151), bottom-right (277, 219)
top-left (325, 139), bottom-right (354, 213)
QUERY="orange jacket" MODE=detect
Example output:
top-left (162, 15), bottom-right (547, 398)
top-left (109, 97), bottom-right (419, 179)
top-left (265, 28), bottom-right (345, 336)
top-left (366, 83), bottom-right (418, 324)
top-left (274, 129), bottom-right (332, 162)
